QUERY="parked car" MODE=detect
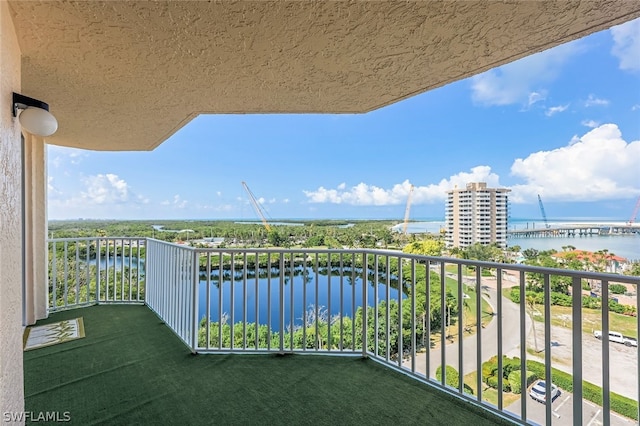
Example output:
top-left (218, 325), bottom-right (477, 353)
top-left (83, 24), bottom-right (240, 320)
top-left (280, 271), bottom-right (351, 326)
top-left (593, 330), bottom-right (638, 347)
top-left (529, 380), bottom-right (560, 403)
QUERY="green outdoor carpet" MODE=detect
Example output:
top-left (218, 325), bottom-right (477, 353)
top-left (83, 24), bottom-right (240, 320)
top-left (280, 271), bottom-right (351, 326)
top-left (24, 305), bottom-right (514, 425)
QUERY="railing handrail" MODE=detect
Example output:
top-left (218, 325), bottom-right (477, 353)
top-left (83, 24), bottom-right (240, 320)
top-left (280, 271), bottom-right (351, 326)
top-left (49, 237), bottom-right (640, 425)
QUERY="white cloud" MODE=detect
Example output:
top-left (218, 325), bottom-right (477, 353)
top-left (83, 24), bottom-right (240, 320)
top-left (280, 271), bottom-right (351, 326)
top-left (162, 194), bottom-right (187, 208)
top-left (528, 92), bottom-right (546, 107)
top-left (47, 176), bottom-right (61, 197)
top-left (82, 174), bottom-right (130, 204)
top-left (509, 124), bottom-right (640, 202)
top-left (584, 94), bottom-right (610, 107)
top-left (47, 145), bottom-right (89, 168)
top-left (632, 104), bottom-right (640, 111)
top-left (303, 166), bottom-right (501, 206)
top-left (611, 18), bottom-right (640, 73)
top-left (545, 104), bottom-right (569, 117)
top-left (216, 191), bottom-right (222, 197)
top-left (471, 41), bottom-right (582, 106)
top-left (581, 119), bottom-right (599, 128)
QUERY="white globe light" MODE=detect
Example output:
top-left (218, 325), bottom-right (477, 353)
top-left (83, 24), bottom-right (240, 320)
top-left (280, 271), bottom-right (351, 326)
top-left (19, 107), bottom-right (58, 137)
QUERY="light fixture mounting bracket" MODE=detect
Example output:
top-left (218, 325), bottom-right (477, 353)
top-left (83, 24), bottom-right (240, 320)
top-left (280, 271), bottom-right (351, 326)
top-left (12, 92), bottom-right (50, 117)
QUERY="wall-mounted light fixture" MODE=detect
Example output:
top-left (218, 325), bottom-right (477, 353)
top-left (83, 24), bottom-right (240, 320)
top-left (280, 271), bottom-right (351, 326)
top-left (12, 92), bottom-right (58, 137)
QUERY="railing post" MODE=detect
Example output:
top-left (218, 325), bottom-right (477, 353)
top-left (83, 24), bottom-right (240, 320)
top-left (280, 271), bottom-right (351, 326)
top-left (191, 248), bottom-right (198, 354)
top-left (96, 238), bottom-right (101, 303)
top-left (279, 253), bottom-right (285, 353)
top-left (361, 251), bottom-right (367, 358)
top-left (571, 275), bottom-right (583, 425)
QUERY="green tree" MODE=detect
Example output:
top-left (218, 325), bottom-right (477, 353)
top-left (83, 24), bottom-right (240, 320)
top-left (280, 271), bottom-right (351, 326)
top-left (402, 239), bottom-right (444, 256)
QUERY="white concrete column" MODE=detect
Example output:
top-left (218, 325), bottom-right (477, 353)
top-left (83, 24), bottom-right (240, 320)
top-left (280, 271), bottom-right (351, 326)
top-left (23, 133), bottom-right (48, 326)
top-left (0, 0), bottom-right (26, 420)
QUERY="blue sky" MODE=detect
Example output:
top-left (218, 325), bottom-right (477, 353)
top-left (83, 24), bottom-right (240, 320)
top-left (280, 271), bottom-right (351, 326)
top-left (48, 19), bottom-right (640, 222)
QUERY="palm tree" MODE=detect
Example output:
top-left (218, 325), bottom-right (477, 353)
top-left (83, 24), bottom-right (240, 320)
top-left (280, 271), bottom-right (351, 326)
top-left (525, 293), bottom-right (540, 352)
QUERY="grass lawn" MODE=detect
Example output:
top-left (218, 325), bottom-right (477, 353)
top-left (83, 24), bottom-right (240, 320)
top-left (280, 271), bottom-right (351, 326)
top-left (463, 371), bottom-right (521, 407)
top-left (444, 276), bottom-right (494, 333)
top-left (531, 304), bottom-right (638, 338)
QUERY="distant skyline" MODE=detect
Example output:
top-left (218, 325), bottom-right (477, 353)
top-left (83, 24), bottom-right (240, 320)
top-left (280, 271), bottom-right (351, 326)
top-left (48, 19), bottom-right (640, 221)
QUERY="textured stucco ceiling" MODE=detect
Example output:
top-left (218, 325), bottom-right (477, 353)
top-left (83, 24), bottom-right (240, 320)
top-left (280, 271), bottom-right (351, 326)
top-left (8, 1), bottom-right (640, 151)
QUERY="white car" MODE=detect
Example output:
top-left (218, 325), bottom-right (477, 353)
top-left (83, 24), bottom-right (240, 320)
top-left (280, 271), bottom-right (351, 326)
top-left (529, 380), bottom-right (560, 403)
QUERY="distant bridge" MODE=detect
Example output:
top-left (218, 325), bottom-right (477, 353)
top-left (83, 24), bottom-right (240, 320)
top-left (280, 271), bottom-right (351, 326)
top-left (508, 224), bottom-right (640, 238)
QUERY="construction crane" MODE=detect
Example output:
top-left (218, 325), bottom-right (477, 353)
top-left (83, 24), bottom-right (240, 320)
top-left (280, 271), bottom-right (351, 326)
top-left (241, 181), bottom-right (271, 232)
top-left (402, 185), bottom-right (415, 235)
top-left (537, 194), bottom-right (550, 229)
top-left (628, 195), bottom-right (640, 225)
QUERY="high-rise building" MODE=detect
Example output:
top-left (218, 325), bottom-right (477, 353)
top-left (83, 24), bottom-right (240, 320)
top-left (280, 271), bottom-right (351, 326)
top-left (445, 182), bottom-right (510, 249)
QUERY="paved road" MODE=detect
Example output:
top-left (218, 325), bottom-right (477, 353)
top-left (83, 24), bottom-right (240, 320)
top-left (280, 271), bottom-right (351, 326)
top-left (403, 277), bottom-right (529, 379)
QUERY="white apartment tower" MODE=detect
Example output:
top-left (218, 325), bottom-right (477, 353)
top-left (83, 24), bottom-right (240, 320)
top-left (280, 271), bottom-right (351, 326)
top-left (445, 182), bottom-right (510, 248)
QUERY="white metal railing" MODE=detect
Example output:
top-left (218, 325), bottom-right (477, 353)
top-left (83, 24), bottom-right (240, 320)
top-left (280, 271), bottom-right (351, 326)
top-left (49, 238), bottom-right (640, 425)
top-left (145, 239), bottom-right (197, 350)
top-left (47, 237), bottom-right (146, 311)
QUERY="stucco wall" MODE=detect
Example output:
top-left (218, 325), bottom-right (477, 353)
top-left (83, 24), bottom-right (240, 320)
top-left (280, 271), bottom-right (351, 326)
top-left (0, 0), bottom-right (25, 420)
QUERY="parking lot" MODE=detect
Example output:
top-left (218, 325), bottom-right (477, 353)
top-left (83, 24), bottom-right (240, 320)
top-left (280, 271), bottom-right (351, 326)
top-left (506, 391), bottom-right (638, 425)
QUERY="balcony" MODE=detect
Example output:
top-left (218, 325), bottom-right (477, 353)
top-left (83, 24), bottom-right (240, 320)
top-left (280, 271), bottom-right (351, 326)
top-left (29, 237), bottom-right (640, 425)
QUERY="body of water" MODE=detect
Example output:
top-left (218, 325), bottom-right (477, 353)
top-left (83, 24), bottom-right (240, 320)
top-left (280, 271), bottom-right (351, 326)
top-left (508, 219), bottom-right (639, 261)
top-left (400, 220), bottom-right (639, 261)
top-left (198, 268), bottom-right (404, 331)
top-left (89, 256), bottom-right (145, 271)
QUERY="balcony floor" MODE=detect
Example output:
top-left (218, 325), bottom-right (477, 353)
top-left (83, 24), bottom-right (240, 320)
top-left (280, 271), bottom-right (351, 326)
top-left (24, 305), bottom-right (513, 425)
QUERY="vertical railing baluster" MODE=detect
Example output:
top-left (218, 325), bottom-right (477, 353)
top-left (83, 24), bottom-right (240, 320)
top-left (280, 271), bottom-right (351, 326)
top-left (410, 258), bottom-right (416, 373)
top-left (519, 270), bottom-right (527, 423)
top-left (315, 253), bottom-right (319, 351)
top-left (136, 239), bottom-right (141, 302)
top-left (243, 252), bottom-right (247, 350)
top-left (327, 253), bottom-right (332, 353)
top-left (128, 239), bottom-right (133, 302)
top-left (361, 252), bottom-right (368, 357)
top-left (386, 256), bottom-right (391, 362)
top-left (302, 251), bottom-right (308, 352)
top-left (218, 250), bottom-right (223, 350)
top-left (544, 273), bottom-right (552, 426)
top-left (572, 275), bottom-right (583, 425)
top-left (475, 265), bottom-right (482, 398)
top-left (206, 252), bottom-right (211, 350)
top-left (230, 252), bottom-right (235, 351)
top-left (279, 253), bottom-right (285, 353)
top-left (496, 268), bottom-right (503, 410)
top-left (105, 240), bottom-right (110, 301)
top-left (267, 252), bottom-right (272, 351)
top-left (339, 252), bottom-right (344, 351)
top-left (120, 238), bottom-right (125, 302)
top-left (637, 280), bottom-right (640, 425)
top-left (425, 260), bottom-right (431, 379)
top-left (96, 239), bottom-right (101, 303)
top-left (191, 248), bottom-right (198, 353)
top-left (601, 277), bottom-right (611, 426)
top-left (85, 240), bottom-right (90, 304)
top-left (352, 252), bottom-right (357, 352)
top-left (373, 253), bottom-right (379, 358)
top-left (440, 261), bottom-right (446, 387)
top-left (255, 251), bottom-right (260, 350)
top-left (74, 242), bottom-right (79, 305)
top-left (51, 240), bottom-right (57, 311)
top-left (63, 241), bottom-right (68, 308)
top-left (289, 252), bottom-right (294, 351)
top-left (457, 263), bottom-right (463, 392)
top-left (398, 254), bottom-right (403, 368)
